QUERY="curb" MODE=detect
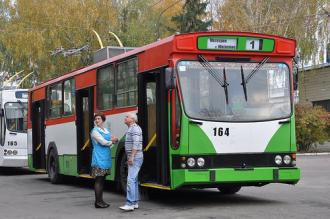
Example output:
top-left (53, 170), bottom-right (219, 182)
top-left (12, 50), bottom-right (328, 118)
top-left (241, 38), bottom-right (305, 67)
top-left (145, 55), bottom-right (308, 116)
top-left (297, 152), bottom-right (330, 156)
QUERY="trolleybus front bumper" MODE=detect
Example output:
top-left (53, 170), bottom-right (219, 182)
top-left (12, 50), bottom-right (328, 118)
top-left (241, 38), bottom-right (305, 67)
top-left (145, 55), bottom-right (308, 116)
top-left (0, 156), bottom-right (28, 167)
top-left (172, 167), bottom-right (300, 189)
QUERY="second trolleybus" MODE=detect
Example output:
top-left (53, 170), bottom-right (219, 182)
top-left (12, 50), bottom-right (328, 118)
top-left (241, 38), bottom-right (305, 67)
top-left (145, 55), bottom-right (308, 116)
top-left (1, 88), bottom-right (28, 167)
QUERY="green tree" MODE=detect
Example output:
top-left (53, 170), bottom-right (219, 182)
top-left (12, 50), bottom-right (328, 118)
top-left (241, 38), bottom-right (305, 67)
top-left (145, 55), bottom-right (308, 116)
top-left (172, 0), bottom-right (212, 33)
top-left (0, 0), bottom-right (183, 86)
top-left (213, 0), bottom-right (329, 64)
top-left (295, 104), bottom-right (330, 152)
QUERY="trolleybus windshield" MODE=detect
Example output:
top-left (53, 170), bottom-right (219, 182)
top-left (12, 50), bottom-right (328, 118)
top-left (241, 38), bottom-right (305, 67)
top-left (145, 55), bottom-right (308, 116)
top-left (4, 102), bottom-right (28, 132)
top-left (177, 61), bottom-right (291, 122)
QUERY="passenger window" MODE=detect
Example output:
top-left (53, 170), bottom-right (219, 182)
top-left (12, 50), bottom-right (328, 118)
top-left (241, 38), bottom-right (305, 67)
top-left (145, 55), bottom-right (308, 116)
top-left (48, 83), bottom-right (63, 118)
top-left (63, 79), bottom-right (75, 116)
top-left (116, 58), bottom-right (137, 107)
top-left (97, 66), bottom-right (114, 110)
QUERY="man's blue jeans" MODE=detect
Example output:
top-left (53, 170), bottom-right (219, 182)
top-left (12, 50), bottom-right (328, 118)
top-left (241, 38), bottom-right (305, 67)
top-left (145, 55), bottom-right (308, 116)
top-left (126, 157), bottom-right (143, 205)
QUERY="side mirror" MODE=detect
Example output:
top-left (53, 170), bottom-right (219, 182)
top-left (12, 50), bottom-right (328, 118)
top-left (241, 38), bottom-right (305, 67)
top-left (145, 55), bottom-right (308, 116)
top-left (165, 67), bottom-right (176, 90)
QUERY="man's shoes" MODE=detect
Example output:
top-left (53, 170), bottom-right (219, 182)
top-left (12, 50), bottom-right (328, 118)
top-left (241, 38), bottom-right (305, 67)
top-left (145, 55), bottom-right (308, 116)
top-left (95, 201), bottom-right (110, 208)
top-left (133, 204), bottom-right (139, 209)
top-left (119, 205), bottom-right (134, 211)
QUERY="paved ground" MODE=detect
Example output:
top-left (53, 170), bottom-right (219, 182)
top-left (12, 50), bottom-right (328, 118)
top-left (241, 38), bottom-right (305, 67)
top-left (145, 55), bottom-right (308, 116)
top-left (0, 155), bottom-right (330, 219)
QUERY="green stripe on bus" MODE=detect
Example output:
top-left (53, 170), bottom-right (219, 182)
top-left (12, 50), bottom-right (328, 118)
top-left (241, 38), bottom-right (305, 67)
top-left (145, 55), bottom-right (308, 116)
top-left (265, 123), bottom-right (291, 152)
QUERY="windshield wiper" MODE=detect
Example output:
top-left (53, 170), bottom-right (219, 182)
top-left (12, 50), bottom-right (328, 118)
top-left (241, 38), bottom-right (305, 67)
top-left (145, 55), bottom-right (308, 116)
top-left (198, 55), bottom-right (229, 104)
top-left (240, 65), bottom-right (248, 101)
top-left (245, 57), bottom-right (270, 84)
top-left (223, 67), bottom-right (229, 104)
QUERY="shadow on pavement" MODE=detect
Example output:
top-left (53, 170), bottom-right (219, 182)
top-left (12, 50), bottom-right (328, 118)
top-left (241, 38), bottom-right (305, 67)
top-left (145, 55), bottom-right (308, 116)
top-left (140, 188), bottom-right (282, 207)
top-left (0, 167), bottom-right (39, 175)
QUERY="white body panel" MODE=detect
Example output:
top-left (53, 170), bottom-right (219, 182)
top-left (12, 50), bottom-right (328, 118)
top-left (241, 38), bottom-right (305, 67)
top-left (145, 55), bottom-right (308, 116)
top-left (104, 111), bottom-right (137, 140)
top-left (29, 110), bottom-right (136, 157)
top-left (45, 121), bottom-right (77, 155)
top-left (199, 119), bottom-right (284, 153)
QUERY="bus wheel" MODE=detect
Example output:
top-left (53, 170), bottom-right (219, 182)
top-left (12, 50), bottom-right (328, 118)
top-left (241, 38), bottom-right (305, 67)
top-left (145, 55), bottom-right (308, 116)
top-left (118, 153), bottom-right (128, 193)
top-left (48, 149), bottom-right (62, 184)
top-left (217, 185), bottom-right (241, 194)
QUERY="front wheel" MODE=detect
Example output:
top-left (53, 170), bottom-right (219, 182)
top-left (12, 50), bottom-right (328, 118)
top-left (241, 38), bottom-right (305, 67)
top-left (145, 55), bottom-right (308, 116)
top-left (217, 185), bottom-right (241, 194)
top-left (48, 149), bottom-right (63, 184)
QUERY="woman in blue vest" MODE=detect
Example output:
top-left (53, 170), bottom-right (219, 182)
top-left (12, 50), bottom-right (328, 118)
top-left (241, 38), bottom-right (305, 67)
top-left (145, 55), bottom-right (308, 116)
top-left (90, 113), bottom-right (118, 208)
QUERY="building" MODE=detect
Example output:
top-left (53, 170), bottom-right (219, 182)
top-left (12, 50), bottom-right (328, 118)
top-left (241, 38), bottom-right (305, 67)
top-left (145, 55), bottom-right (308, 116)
top-left (299, 63), bottom-right (330, 112)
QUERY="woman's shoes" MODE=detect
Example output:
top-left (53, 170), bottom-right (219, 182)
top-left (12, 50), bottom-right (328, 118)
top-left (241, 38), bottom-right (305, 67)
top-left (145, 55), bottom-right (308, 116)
top-left (95, 201), bottom-right (110, 208)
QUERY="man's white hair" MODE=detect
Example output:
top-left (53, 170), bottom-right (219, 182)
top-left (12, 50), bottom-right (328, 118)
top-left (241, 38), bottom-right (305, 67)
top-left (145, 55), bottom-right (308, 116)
top-left (127, 112), bottom-right (138, 122)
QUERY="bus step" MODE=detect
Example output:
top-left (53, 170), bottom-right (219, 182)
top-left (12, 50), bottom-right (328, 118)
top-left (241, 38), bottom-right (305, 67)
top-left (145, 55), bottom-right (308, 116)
top-left (34, 169), bottom-right (47, 173)
top-left (140, 183), bottom-right (171, 190)
top-left (78, 174), bottom-right (93, 179)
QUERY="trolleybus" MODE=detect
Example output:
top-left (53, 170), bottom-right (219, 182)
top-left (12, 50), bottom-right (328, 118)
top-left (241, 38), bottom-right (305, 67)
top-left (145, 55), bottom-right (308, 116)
top-left (28, 32), bottom-right (300, 193)
top-left (1, 88), bottom-right (28, 167)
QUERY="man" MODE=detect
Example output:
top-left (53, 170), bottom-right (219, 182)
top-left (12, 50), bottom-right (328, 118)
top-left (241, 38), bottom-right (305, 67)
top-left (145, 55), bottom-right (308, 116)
top-left (120, 112), bottom-right (143, 211)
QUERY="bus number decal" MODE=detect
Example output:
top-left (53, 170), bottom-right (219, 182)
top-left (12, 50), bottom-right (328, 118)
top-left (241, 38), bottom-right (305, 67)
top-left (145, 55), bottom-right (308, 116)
top-left (7, 141), bottom-right (17, 146)
top-left (213, 127), bottom-right (229, 136)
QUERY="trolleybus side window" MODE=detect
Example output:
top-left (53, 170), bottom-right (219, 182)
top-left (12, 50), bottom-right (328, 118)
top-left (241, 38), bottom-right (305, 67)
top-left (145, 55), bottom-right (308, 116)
top-left (97, 65), bottom-right (115, 110)
top-left (48, 82), bottom-right (63, 118)
top-left (63, 79), bottom-right (75, 116)
top-left (0, 109), bottom-right (5, 146)
top-left (116, 58), bottom-right (138, 107)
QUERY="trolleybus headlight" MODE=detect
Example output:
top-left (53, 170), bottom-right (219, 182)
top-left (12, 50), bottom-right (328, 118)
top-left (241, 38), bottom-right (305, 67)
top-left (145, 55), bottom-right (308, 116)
top-left (181, 163), bottom-right (186, 168)
top-left (7, 150), bottom-right (12, 155)
top-left (283, 155), bottom-right (291, 165)
top-left (274, 155), bottom-right (282, 165)
top-left (197, 158), bottom-right (205, 167)
top-left (13, 150), bottom-right (18, 155)
top-left (187, 158), bottom-right (196, 167)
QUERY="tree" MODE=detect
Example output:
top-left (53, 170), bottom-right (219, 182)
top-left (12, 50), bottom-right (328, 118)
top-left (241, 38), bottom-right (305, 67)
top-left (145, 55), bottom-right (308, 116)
top-left (0, 0), bottom-right (183, 85)
top-left (295, 104), bottom-right (330, 152)
top-left (213, 0), bottom-right (329, 65)
top-left (172, 0), bottom-right (212, 33)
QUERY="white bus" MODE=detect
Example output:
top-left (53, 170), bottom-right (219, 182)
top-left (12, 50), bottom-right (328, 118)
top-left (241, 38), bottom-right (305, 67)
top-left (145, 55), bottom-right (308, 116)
top-left (0, 88), bottom-right (28, 167)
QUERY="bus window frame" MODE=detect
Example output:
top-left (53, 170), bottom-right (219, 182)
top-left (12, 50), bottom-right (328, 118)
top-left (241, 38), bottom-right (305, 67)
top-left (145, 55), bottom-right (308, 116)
top-left (96, 64), bottom-right (115, 111)
top-left (4, 102), bottom-right (28, 133)
top-left (63, 78), bottom-right (76, 117)
top-left (47, 82), bottom-right (63, 119)
top-left (47, 77), bottom-right (76, 119)
top-left (115, 57), bottom-right (138, 108)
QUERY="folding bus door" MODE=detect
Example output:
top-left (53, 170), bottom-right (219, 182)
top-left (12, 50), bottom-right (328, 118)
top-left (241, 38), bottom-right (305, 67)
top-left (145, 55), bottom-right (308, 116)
top-left (76, 87), bottom-right (94, 175)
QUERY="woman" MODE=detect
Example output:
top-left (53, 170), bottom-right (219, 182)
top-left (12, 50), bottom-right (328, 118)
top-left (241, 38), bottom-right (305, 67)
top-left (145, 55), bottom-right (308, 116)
top-left (90, 113), bottom-right (117, 208)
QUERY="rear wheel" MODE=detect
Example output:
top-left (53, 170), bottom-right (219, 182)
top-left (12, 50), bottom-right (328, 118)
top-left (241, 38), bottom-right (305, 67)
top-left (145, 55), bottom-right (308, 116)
top-left (217, 185), bottom-right (241, 194)
top-left (117, 152), bottom-right (128, 193)
top-left (48, 149), bottom-right (63, 184)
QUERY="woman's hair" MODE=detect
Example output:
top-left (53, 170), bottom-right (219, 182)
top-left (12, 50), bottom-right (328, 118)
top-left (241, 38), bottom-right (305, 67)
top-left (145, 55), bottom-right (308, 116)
top-left (94, 112), bottom-right (106, 122)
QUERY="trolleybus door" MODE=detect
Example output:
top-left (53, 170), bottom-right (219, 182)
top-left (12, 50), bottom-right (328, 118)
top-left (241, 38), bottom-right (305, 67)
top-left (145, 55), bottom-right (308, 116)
top-left (76, 87), bottom-right (93, 175)
top-left (138, 70), bottom-right (169, 186)
top-left (31, 101), bottom-right (46, 169)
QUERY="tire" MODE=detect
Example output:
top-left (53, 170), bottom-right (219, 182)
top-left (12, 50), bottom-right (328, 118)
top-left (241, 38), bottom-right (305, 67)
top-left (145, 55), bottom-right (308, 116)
top-left (48, 149), bottom-right (63, 184)
top-left (217, 185), bottom-right (241, 195)
top-left (117, 152), bottom-right (128, 193)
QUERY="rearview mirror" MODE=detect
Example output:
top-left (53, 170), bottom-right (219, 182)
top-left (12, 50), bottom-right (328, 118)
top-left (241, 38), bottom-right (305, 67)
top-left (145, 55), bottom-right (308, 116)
top-left (165, 67), bottom-right (176, 90)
